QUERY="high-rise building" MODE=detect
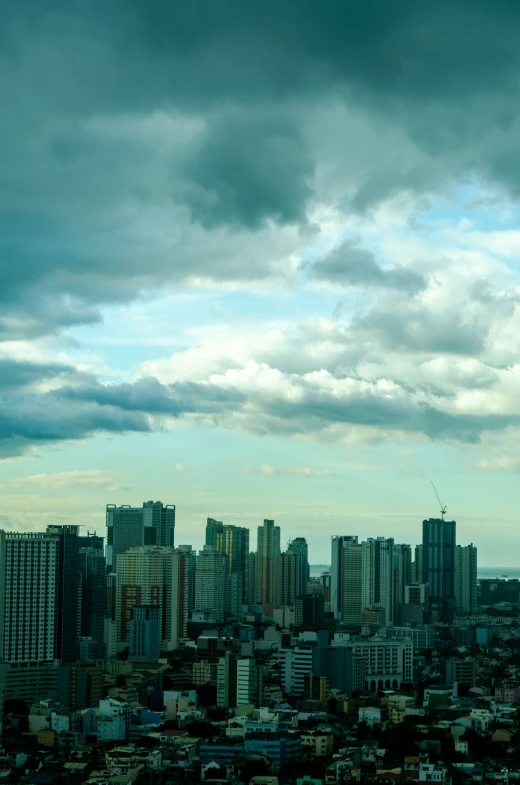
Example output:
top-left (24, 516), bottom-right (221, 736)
top-left (455, 544), bottom-right (478, 615)
top-left (422, 518), bottom-right (456, 621)
top-left (289, 537), bottom-right (309, 595)
top-left (279, 550), bottom-right (300, 606)
top-left (255, 520), bottom-right (281, 606)
top-left (129, 605), bottom-right (161, 660)
top-left (106, 501), bottom-right (175, 570)
top-left (205, 519), bottom-right (250, 603)
top-left (0, 531), bottom-right (59, 664)
top-left (194, 546), bottom-right (226, 622)
top-left (393, 544), bottom-right (412, 621)
top-left (361, 537), bottom-right (394, 625)
top-left (177, 545), bottom-right (197, 614)
top-left (247, 552), bottom-right (256, 605)
top-left (79, 544), bottom-right (106, 659)
top-left (414, 544), bottom-right (423, 584)
top-left (217, 651), bottom-right (238, 708)
top-left (46, 525), bottom-right (83, 665)
top-left (236, 657), bottom-right (262, 707)
top-left (341, 543), bottom-right (363, 626)
top-left (331, 536), bottom-right (358, 619)
top-left (115, 546), bottom-right (186, 651)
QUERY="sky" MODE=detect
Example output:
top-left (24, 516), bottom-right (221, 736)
top-left (2, 1), bottom-right (520, 565)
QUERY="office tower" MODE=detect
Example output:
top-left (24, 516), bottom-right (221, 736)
top-left (405, 584), bottom-right (428, 605)
top-left (294, 594), bottom-right (325, 627)
top-left (0, 531), bottom-right (59, 664)
top-left (59, 662), bottom-right (103, 710)
top-left (104, 573), bottom-right (117, 658)
top-left (255, 519), bottom-right (281, 606)
top-left (106, 501), bottom-right (175, 570)
top-left (246, 552), bottom-right (256, 604)
top-left (361, 537), bottom-right (394, 625)
top-left (393, 544), bottom-right (412, 621)
top-left (422, 518), bottom-right (456, 621)
top-left (217, 651), bottom-right (238, 708)
top-left (115, 546), bottom-right (186, 651)
top-left (129, 605), bottom-right (161, 660)
top-left (279, 550), bottom-right (300, 606)
top-left (414, 544), bottom-right (423, 584)
top-left (341, 543), bottom-right (363, 626)
top-left (79, 544), bottom-right (106, 659)
top-left (455, 544), bottom-right (478, 615)
top-left (194, 545), bottom-right (226, 622)
top-left (46, 525), bottom-right (82, 665)
top-left (177, 545), bottom-right (196, 614)
top-left (331, 536), bottom-right (358, 619)
top-left (205, 519), bottom-right (250, 603)
top-left (289, 537), bottom-right (309, 595)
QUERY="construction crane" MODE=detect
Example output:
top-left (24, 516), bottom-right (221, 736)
top-left (431, 482), bottom-right (447, 520)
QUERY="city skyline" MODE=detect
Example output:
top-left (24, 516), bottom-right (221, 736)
top-left (3, 3), bottom-right (520, 567)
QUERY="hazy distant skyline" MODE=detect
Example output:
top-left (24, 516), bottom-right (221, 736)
top-left (2, 2), bottom-right (520, 563)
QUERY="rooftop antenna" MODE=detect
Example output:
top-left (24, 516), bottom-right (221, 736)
top-left (431, 482), bottom-right (447, 520)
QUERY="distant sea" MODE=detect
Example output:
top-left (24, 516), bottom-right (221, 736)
top-left (310, 565), bottom-right (520, 579)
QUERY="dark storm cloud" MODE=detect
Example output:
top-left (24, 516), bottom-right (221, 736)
top-left (58, 377), bottom-right (246, 415)
top-left (3, 0), bottom-right (520, 336)
top-left (181, 112), bottom-right (313, 229)
top-left (0, 375), bottom-right (245, 456)
top-left (310, 239), bottom-right (426, 293)
top-left (0, 359), bottom-right (92, 389)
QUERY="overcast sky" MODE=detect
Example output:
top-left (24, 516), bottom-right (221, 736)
top-left (2, 1), bottom-right (520, 565)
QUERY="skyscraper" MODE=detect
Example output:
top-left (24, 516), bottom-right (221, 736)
top-left (279, 550), bottom-right (300, 606)
top-left (289, 537), bottom-right (309, 595)
top-left (106, 501), bottom-right (175, 570)
top-left (455, 544), bottom-right (478, 615)
top-left (414, 544), bottom-right (423, 584)
top-left (393, 543), bottom-right (412, 622)
top-left (115, 546), bottom-right (186, 651)
top-left (255, 520), bottom-right (281, 606)
top-left (205, 519), bottom-right (250, 603)
top-left (361, 537), bottom-right (394, 625)
top-left (177, 544), bottom-right (197, 615)
top-left (341, 543), bottom-right (363, 626)
top-left (79, 544), bottom-right (106, 658)
top-left (0, 531), bottom-right (59, 664)
top-left (47, 525), bottom-right (82, 665)
top-left (194, 546), bottom-right (226, 622)
top-left (422, 518), bottom-right (456, 621)
top-left (331, 535), bottom-right (359, 619)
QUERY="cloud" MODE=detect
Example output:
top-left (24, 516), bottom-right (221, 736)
top-left (242, 464), bottom-right (332, 478)
top-left (476, 456), bottom-right (520, 473)
top-left (309, 238), bottom-right (426, 293)
top-left (3, 470), bottom-right (131, 492)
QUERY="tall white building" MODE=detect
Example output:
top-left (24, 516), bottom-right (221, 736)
top-left (278, 646), bottom-right (314, 696)
top-left (194, 546), bottom-right (226, 622)
top-left (255, 520), bottom-right (281, 606)
top-left (455, 544), bottom-right (478, 615)
top-left (237, 657), bottom-right (260, 707)
top-left (0, 531), bottom-right (59, 664)
top-left (115, 546), bottom-right (186, 652)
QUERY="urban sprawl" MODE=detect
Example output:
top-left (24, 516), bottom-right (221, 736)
top-left (0, 503), bottom-right (516, 785)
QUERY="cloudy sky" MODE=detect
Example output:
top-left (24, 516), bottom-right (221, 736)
top-left (2, 1), bottom-right (520, 565)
